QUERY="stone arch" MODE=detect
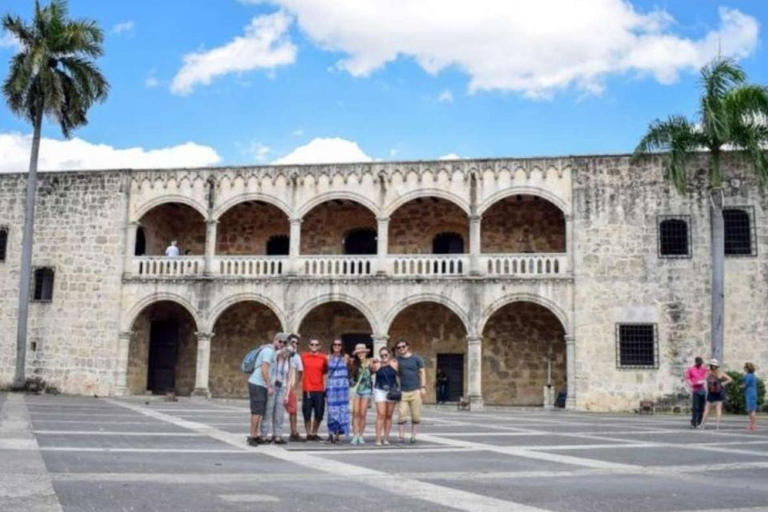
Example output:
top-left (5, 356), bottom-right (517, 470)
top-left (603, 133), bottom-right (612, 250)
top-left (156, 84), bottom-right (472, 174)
top-left (134, 195), bottom-right (209, 222)
top-left (478, 187), bottom-right (568, 217)
top-left (123, 293), bottom-right (201, 333)
top-left (383, 293), bottom-right (471, 336)
top-left (296, 191), bottom-right (379, 219)
top-left (212, 193), bottom-right (292, 221)
top-left (293, 294), bottom-right (379, 334)
top-left (477, 293), bottom-right (569, 337)
top-left (206, 293), bottom-right (288, 333)
top-left (385, 189), bottom-right (470, 218)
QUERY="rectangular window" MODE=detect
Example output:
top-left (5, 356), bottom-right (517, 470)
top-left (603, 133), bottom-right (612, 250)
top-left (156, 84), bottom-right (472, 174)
top-left (616, 323), bottom-right (658, 369)
top-left (658, 215), bottom-right (691, 258)
top-left (32, 268), bottom-right (55, 302)
top-left (724, 207), bottom-right (756, 257)
top-left (0, 228), bottom-right (7, 262)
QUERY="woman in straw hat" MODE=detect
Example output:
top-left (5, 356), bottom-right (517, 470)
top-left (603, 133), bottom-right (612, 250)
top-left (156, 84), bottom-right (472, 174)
top-left (700, 358), bottom-right (733, 431)
top-left (349, 343), bottom-right (374, 445)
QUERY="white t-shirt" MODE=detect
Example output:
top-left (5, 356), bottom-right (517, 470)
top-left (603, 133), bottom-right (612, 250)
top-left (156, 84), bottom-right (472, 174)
top-left (165, 245), bottom-right (180, 257)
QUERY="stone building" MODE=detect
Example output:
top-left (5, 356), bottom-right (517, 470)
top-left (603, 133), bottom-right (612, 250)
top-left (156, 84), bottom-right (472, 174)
top-left (0, 153), bottom-right (765, 411)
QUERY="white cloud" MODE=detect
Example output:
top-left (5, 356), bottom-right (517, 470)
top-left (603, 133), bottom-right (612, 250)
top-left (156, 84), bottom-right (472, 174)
top-left (171, 11), bottom-right (296, 95)
top-left (0, 132), bottom-right (222, 172)
top-left (257, 1), bottom-right (758, 98)
top-left (438, 153), bottom-right (461, 160)
top-left (292, 129), bottom-right (304, 136)
top-left (273, 137), bottom-right (372, 165)
top-left (250, 141), bottom-right (272, 162)
top-left (111, 21), bottom-right (135, 35)
top-left (144, 70), bottom-right (160, 89)
top-left (437, 90), bottom-right (453, 103)
top-left (0, 31), bottom-right (22, 51)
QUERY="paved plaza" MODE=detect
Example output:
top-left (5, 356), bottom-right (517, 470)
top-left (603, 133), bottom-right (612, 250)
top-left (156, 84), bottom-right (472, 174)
top-left (1, 393), bottom-right (768, 512)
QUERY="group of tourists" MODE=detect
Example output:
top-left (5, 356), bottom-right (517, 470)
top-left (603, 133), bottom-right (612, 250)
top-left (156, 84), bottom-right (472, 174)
top-left (245, 332), bottom-right (426, 447)
top-left (685, 357), bottom-right (759, 431)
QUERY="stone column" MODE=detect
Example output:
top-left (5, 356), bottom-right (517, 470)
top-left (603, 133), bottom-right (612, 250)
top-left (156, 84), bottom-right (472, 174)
top-left (376, 217), bottom-right (389, 275)
top-left (372, 334), bottom-right (390, 355)
top-left (123, 221), bottom-right (138, 277)
top-left (114, 331), bottom-right (133, 396)
top-left (469, 214), bottom-right (482, 275)
top-left (289, 218), bottom-right (302, 274)
top-left (565, 334), bottom-right (576, 409)
top-left (204, 220), bottom-right (218, 276)
top-left (192, 332), bottom-right (214, 398)
top-left (467, 335), bottom-right (483, 410)
top-left (565, 214), bottom-right (574, 273)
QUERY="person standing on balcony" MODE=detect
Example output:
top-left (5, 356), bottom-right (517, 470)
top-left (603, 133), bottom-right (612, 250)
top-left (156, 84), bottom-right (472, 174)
top-left (685, 356), bottom-right (707, 429)
top-left (164, 240), bottom-right (179, 257)
top-left (301, 338), bottom-right (328, 441)
top-left (325, 339), bottom-right (350, 444)
top-left (396, 340), bottom-right (426, 444)
top-left (285, 334), bottom-right (305, 442)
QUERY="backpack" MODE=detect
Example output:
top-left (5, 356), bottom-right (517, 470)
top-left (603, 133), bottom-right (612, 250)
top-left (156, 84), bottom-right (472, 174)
top-left (241, 344), bottom-right (269, 374)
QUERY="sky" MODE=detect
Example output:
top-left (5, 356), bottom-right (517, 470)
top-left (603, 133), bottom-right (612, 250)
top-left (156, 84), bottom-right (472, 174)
top-left (0, 0), bottom-right (766, 172)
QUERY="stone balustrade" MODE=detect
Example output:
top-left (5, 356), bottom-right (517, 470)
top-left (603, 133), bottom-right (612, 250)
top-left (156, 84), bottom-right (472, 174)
top-left (390, 254), bottom-right (468, 276)
top-left (301, 255), bottom-right (377, 276)
top-left (481, 253), bottom-right (567, 276)
top-left (133, 256), bottom-right (204, 277)
top-left (215, 256), bottom-right (285, 277)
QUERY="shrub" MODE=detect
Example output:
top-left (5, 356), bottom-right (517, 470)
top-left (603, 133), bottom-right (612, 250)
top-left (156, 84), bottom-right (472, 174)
top-left (725, 371), bottom-right (765, 414)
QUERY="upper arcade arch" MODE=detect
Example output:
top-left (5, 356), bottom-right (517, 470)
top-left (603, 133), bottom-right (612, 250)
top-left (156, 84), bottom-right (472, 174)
top-left (296, 191), bottom-right (379, 219)
top-left (133, 195), bottom-right (209, 223)
top-left (292, 294), bottom-right (380, 335)
top-left (383, 293), bottom-right (472, 336)
top-left (477, 186), bottom-right (569, 217)
top-left (137, 202), bottom-right (207, 256)
top-left (477, 293), bottom-right (570, 337)
top-left (122, 293), bottom-right (201, 334)
top-left (212, 193), bottom-right (292, 221)
top-left (384, 189), bottom-right (470, 218)
top-left (206, 293), bottom-right (288, 334)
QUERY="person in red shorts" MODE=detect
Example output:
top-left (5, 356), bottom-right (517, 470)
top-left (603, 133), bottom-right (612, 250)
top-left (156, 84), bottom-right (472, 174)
top-left (301, 338), bottom-right (328, 441)
top-left (286, 334), bottom-right (305, 442)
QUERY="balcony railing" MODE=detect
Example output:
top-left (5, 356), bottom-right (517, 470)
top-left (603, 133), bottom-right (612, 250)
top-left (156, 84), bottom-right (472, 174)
top-left (301, 255), bottom-right (376, 276)
top-left (216, 256), bottom-right (285, 277)
top-left (481, 253), bottom-right (568, 276)
top-left (390, 254), bottom-right (468, 276)
top-left (134, 256), bottom-right (204, 277)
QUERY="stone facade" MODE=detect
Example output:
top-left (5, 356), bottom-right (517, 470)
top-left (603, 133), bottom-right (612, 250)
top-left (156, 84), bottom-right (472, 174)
top-left (0, 153), bottom-right (765, 411)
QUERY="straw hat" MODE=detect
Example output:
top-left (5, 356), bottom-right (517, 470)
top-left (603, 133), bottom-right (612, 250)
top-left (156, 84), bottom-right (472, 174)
top-left (352, 343), bottom-right (371, 356)
top-left (708, 358), bottom-right (720, 367)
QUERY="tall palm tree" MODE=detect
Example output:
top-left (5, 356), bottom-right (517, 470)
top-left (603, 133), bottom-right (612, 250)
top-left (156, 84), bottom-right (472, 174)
top-left (634, 58), bottom-right (768, 362)
top-left (3, 0), bottom-right (108, 388)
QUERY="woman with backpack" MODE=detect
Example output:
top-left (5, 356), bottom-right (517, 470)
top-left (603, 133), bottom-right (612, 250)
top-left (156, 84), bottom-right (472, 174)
top-left (325, 339), bottom-right (351, 444)
top-left (700, 358), bottom-right (733, 431)
top-left (260, 346), bottom-right (295, 444)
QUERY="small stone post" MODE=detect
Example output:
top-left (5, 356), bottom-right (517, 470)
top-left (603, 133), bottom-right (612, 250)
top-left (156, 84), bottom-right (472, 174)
top-left (114, 331), bottom-right (133, 396)
top-left (467, 335), bottom-right (483, 410)
top-left (565, 334), bottom-right (576, 409)
top-left (192, 332), bottom-right (214, 398)
top-left (123, 222), bottom-right (138, 277)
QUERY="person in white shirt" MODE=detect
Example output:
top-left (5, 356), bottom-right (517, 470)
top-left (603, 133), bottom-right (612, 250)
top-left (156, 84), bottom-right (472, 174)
top-left (165, 240), bottom-right (180, 257)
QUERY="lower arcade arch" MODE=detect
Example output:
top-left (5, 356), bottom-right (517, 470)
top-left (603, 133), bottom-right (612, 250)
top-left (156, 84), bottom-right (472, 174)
top-left (387, 302), bottom-right (468, 403)
top-left (481, 301), bottom-right (566, 406)
top-left (127, 300), bottom-right (198, 395)
top-left (297, 301), bottom-right (374, 355)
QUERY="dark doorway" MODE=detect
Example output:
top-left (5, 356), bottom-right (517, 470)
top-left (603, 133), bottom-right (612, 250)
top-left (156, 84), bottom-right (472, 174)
top-left (341, 333), bottom-right (373, 356)
top-left (266, 234), bottom-right (289, 255)
top-left (147, 320), bottom-right (179, 393)
top-left (134, 227), bottom-right (146, 256)
top-left (432, 232), bottom-right (464, 254)
top-left (437, 353), bottom-right (464, 402)
top-left (344, 228), bottom-right (377, 255)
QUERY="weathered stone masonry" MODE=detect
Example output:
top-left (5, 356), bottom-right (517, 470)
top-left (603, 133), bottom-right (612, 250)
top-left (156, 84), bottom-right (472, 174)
top-left (0, 153), bottom-right (765, 411)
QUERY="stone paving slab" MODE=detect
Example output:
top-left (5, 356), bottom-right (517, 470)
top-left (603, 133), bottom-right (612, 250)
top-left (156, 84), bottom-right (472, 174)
top-left (545, 446), bottom-right (768, 466)
top-left (30, 421), bottom-right (194, 433)
top-left (428, 433), bottom-right (633, 447)
top-left (35, 433), bottom-right (232, 449)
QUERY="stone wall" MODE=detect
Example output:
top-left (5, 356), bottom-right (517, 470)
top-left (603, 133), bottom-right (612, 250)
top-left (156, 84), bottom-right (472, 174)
top-left (140, 203), bottom-right (205, 255)
top-left (298, 302), bottom-right (373, 345)
top-left (216, 201), bottom-right (290, 255)
top-left (482, 195), bottom-right (566, 253)
top-left (389, 198), bottom-right (469, 253)
top-left (388, 302), bottom-right (467, 403)
top-left (210, 302), bottom-right (282, 397)
top-left (301, 201), bottom-right (376, 254)
top-left (0, 171), bottom-right (126, 395)
top-left (482, 302), bottom-right (566, 405)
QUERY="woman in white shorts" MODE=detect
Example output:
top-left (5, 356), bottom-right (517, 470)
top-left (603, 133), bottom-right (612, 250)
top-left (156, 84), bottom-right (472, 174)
top-left (371, 347), bottom-right (399, 445)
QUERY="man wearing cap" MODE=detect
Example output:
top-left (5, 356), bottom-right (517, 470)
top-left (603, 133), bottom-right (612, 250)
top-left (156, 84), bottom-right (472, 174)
top-left (684, 356), bottom-right (707, 429)
top-left (285, 334), bottom-right (305, 442)
top-left (247, 332), bottom-right (288, 446)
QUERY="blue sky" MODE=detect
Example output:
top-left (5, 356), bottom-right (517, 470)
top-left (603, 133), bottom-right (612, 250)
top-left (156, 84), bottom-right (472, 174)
top-left (0, 0), bottom-right (766, 171)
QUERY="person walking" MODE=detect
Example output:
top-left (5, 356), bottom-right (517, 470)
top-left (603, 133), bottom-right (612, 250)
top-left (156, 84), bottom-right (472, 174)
top-left (350, 344), bottom-right (374, 445)
top-left (247, 332), bottom-right (288, 446)
top-left (372, 346), bottom-right (399, 446)
top-left (261, 346), bottom-right (295, 444)
top-left (436, 368), bottom-right (449, 405)
top-left (685, 356), bottom-right (707, 428)
top-left (700, 358), bottom-right (733, 431)
top-left (325, 339), bottom-right (350, 444)
top-left (744, 362), bottom-right (758, 432)
top-left (286, 334), bottom-right (305, 442)
top-left (301, 338), bottom-right (328, 441)
top-left (395, 340), bottom-right (425, 444)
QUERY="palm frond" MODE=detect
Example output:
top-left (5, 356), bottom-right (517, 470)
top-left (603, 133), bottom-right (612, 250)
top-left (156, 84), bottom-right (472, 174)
top-left (2, 14), bottom-right (35, 48)
top-left (633, 116), bottom-right (702, 193)
top-left (699, 58), bottom-right (747, 147)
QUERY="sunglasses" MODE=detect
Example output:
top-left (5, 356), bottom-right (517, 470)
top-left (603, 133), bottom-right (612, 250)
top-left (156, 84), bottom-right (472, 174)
top-left (396, 345), bottom-right (406, 349)
top-left (309, 343), bottom-right (320, 347)
top-left (332, 343), bottom-right (342, 347)
top-left (381, 353), bottom-right (389, 358)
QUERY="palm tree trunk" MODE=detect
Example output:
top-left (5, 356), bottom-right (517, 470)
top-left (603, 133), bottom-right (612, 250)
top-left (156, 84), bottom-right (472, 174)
top-left (12, 109), bottom-right (43, 389)
top-left (710, 188), bottom-right (725, 362)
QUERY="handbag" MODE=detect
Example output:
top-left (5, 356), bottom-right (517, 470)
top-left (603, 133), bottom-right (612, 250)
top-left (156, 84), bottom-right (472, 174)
top-left (386, 387), bottom-right (402, 402)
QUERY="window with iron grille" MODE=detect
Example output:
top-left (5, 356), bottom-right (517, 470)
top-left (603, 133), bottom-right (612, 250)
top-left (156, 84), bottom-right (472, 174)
top-left (724, 207), bottom-right (755, 256)
top-left (658, 216), bottom-right (690, 257)
top-left (33, 268), bottom-right (55, 302)
top-left (0, 228), bottom-right (7, 262)
top-left (616, 324), bottom-right (658, 369)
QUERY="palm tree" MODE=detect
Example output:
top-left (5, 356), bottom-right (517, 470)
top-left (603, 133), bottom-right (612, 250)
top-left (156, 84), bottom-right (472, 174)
top-left (634, 58), bottom-right (768, 362)
top-left (3, 0), bottom-right (108, 388)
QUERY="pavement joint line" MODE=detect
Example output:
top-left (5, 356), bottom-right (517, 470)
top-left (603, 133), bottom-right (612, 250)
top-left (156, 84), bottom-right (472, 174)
top-left (39, 447), bottom-right (248, 453)
top-left (32, 431), bottom-right (206, 436)
top-left (104, 398), bottom-right (553, 512)
top-left (219, 494), bottom-right (280, 503)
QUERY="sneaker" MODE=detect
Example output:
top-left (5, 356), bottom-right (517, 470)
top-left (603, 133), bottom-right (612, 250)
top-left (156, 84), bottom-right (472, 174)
top-left (246, 436), bottom-right (258, 447)
top-left (409, 437), bottom-right (417, 444)
top-left (398, 437), bottom-right (406, 445)
top-left (253, 436), bottom-right (267, 445)
top-left (383, 439), bottom-right (390, 446)
top-left (351, 436), bottom-right (360, 445)
top-left (274, 437), bottom-right (287, 445)
top-left (289, 433), bottom-right (306, 442)
top-left (359, 437), bottom-right (366, 445)
top-left (375, 441), bottom-right (383, 446)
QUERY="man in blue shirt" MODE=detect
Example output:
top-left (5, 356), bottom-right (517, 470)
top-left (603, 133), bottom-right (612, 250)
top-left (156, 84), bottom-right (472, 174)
top-left (248, 332), bottom-right (289, 446)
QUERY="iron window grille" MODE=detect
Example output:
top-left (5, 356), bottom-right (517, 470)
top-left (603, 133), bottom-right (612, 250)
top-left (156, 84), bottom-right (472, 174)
top-left (0, 228), bottom-right (7, 262)
top-left (724, 207), bottom-right (756, 257)
top-left (32, 267), bottom-right (55, 302)
top-left (658, 216), bottom-right (691, 258)
top-left (616, 323), bottom-right (658, 369)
